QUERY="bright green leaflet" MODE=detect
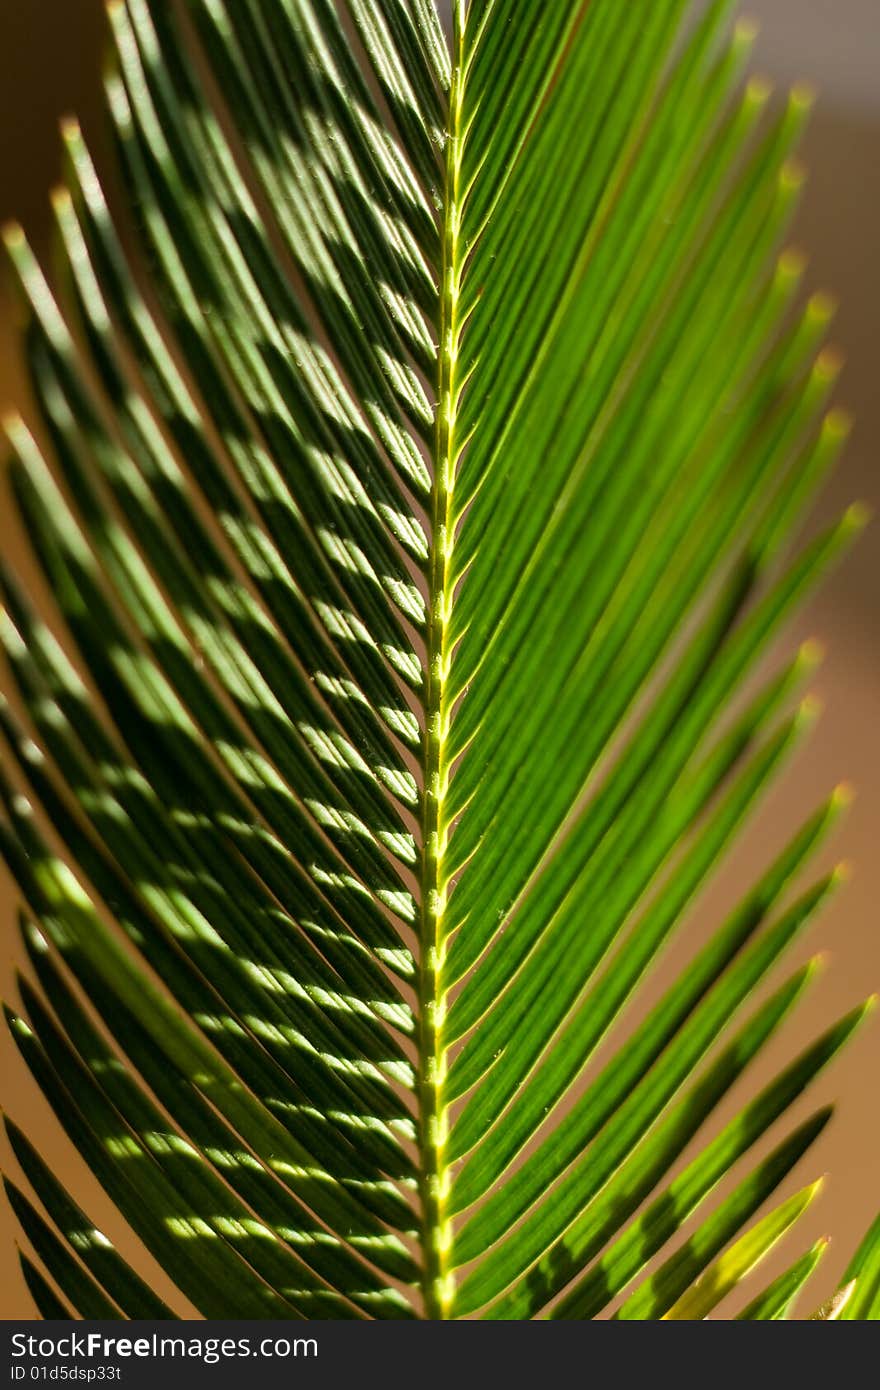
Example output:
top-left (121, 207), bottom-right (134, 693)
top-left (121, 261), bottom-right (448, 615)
top-left (0, 0), bottom-right (876, 1320)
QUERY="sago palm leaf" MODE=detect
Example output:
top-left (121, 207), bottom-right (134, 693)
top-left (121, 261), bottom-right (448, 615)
top-left (0, 0), bottom-right (876, 1321)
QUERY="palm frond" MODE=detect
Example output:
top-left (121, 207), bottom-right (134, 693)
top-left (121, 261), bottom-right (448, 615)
top-left (0, 0), bottom-right (875, 1320)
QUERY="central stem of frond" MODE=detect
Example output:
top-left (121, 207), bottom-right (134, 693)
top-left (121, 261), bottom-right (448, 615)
top-left (417, 14), bottom-right (465, 1324)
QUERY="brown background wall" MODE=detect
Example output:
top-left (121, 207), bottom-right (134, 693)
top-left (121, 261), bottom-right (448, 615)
top-left (0, 2), bottom-right (877, 1319)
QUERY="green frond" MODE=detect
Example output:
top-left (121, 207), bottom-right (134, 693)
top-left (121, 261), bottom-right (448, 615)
top-left (0, 0), bottom-right (875, 1321)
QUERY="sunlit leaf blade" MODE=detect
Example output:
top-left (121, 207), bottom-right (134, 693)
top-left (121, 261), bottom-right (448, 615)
top-left (553, 996), bottom-right (871, 1319)
top-left (468, 980), bottom-right (868, 1319)
top-left (809, 1281), bottom-right (857, 1320)
top-left (838, 1211), bottom-right (880, 1319)
top-left (0, 0), bottom-right (874, 1320)
top-left (449, 699), bottom-right (813, 1150)
top-left (452, 782), bottom-right (843, 1225)
top-left (736, 1240), bottom-right (828, 1320)
top-left (652, 1179), bottom-right (825, 1320)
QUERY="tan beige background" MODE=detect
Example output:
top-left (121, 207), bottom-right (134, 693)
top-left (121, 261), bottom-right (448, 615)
top-left (0, 2), bottom-right (877, 1319)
